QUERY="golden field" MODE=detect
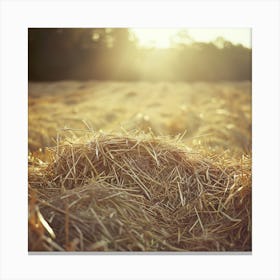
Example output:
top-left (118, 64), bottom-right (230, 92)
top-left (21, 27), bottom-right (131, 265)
top-left (28, 81), bottom-right (252, 252)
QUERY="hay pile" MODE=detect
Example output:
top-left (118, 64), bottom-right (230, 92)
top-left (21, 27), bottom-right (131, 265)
top-left (28, 132), bottom-right (251, 252)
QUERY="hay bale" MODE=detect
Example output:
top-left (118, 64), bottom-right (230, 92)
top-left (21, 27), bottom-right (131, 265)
top-left (28, 133), bottom-right (251, 252)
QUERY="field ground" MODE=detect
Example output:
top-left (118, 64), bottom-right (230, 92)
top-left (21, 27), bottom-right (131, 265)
top-left (28, 81), bottom-right (252, 252)
top-left (29, 80), bottom-right (251, 156)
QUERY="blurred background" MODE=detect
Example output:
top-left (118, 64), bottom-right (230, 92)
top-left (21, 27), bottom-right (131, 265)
top-left (28, 28), bottom-right (251, 157)
top-left (29, 28), bottom-right (251, 81)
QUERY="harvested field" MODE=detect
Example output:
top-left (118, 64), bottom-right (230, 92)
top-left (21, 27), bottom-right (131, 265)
top-left (28, 81), bottom-right (252, 252)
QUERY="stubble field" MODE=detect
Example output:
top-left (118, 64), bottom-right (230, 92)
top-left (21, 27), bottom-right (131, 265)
top-left (28, 81), bottom-right (252, 252)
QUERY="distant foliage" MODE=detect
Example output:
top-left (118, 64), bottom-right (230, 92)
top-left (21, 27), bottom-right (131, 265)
top-left (28, 28), bottom-right (251, 81)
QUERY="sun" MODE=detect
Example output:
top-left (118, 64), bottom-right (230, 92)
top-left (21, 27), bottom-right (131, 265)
top-left (130, 28), bottom-right (182, 49)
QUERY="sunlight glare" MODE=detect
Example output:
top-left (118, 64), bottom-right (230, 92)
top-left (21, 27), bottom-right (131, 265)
top-left (130, 28), bottom-right (181, 49)
top-left (130, 28), bottom-right (251, 49)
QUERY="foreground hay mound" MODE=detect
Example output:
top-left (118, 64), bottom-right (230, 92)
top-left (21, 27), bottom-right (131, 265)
top-left (28, 133), bottom-right (251, 252)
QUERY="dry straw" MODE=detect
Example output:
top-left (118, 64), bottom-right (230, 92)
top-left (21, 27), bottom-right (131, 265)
top-left (28, 132), bottom-right (251, 252)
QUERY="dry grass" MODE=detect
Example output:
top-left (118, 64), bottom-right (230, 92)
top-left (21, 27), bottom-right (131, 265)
top-left (28, 81), bottom-right (251, 252)
top-left (28, 81), bottom-right (251, 157)
top-left (29, 132), bottom-right (251, 252)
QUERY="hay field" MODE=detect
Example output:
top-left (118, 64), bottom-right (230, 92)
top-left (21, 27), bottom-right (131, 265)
top-left (28, 81), bottom-right (252, 252)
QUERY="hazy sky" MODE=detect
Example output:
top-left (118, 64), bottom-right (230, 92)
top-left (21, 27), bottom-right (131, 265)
top-left (130, 28), bottom-right (251, 49)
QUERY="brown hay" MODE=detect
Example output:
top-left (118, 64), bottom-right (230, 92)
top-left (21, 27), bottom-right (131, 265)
top-left (28, 132), bottom-right (251, 252)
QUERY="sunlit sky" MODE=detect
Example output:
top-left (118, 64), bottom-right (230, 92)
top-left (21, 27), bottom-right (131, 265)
top-left (130, 28), bottom-right (251, 49)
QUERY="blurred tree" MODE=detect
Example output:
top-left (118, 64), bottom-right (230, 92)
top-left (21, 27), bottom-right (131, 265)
top-left (170, 29), bottom-right (194, 48)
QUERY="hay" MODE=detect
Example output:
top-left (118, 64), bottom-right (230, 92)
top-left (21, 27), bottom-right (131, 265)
top-left (28, 132), bottom-right (251, 252)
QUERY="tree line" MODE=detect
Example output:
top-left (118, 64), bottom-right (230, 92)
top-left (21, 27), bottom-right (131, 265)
top-left (28, 28), bottom-right (251, 82)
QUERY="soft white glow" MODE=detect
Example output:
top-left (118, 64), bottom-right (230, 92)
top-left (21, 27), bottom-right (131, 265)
top-left (188, 28), bottom-right (251, 48)
top-left (130, 28), bottom-right (181, 48)
top-left (130, 28), bottom-right (251, 48)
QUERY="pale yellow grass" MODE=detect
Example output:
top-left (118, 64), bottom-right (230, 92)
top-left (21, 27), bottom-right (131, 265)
top-left (28, 81), bottom-right (251, 252)
top-left (28, 81), bottom-right (251, 156)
